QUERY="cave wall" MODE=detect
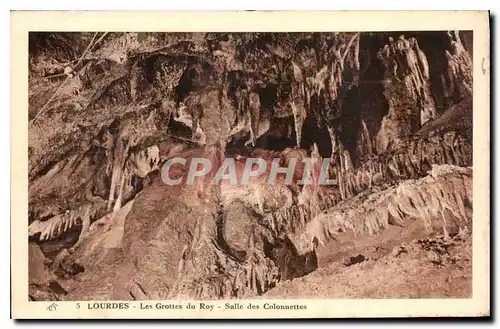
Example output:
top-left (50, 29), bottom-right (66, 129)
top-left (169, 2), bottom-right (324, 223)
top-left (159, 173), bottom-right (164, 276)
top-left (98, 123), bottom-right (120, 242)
top-left (27, 31), bottom-right (473, 301)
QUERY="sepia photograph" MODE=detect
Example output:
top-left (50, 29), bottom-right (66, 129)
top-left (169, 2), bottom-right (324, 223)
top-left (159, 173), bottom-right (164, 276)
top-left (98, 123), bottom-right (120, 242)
top-left (11, 11), bottom-right (490, 319)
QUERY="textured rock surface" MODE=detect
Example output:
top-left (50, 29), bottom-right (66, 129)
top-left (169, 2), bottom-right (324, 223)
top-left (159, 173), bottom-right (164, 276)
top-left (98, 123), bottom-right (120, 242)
top-left (28, 31), bottom-right (473, 300)
top-left (263, 230), bottom-right (472, 299)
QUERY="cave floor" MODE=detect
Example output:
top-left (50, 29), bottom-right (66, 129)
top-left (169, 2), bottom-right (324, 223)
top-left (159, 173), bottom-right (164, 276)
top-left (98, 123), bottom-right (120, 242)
top-left (262, 230), bottom-right (472, 299)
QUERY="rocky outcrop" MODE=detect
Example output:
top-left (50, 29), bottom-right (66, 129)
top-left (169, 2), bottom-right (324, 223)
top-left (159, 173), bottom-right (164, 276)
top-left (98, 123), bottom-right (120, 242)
top-left (375, 35), bottom-right (437, 153)
top-left (290, 164), bottom-right (472, 257)
top-left (29, 243), bottom-right (68, 301)
top-left (336, 100), bottom-right (472, 201)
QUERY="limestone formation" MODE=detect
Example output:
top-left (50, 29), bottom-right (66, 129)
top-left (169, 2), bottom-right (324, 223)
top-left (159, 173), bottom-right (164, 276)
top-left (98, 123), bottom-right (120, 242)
top-left (28, 31), bottom-right (473, 300)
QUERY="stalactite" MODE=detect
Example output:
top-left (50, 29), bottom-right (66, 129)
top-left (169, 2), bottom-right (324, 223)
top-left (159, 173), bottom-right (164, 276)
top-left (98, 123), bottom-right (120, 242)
top-left (354, 34), bottom-right (360, 71)
top-left (247, 92), bottom-right (261, 147)
top-left (113, 167), bottom-right (127, 212)
top-left (107, 138), bottom-right (131, 211)
top-left (73, 204), bottom-right (91, 249)
top-left (291, 100), bottom-right (306, 147)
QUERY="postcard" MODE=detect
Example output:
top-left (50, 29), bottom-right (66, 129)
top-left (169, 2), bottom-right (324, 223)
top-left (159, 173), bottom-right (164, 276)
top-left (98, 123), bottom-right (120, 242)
top-left (11, 10), bottom-right (490, 319)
